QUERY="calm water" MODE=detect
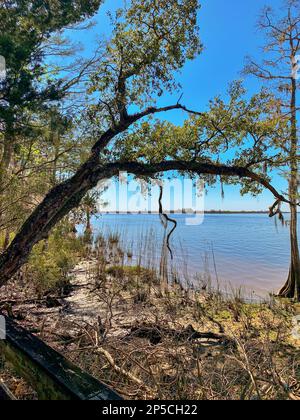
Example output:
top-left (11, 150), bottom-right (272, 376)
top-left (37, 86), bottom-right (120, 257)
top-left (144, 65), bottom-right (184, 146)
top-left (89, 213), bottom-right (297, 299)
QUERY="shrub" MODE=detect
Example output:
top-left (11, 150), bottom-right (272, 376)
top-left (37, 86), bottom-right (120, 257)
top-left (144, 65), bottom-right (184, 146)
top-left (26, 223), bottom-right (84, 296)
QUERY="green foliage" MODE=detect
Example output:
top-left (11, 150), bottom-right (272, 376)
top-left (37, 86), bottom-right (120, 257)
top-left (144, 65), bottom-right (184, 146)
top-left (112, 81), bottom-right (284, 196)
top-left (106, 265), bottom-right (157, 280)
top-left (0, 0), bottom-right (103, 129)
top-left (88, 0), bottom-right (201, 123)
top-left (0, 1), bottom-right (104, 235)
top-left (27, 223), bottom-right (83, 296)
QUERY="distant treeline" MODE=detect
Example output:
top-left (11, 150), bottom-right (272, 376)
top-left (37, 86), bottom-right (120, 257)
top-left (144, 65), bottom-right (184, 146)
top-left (100, 210), bottom-right (288, 215)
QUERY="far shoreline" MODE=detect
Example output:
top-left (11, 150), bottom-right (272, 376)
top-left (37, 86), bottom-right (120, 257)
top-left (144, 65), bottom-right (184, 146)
top-left (98, 210), bottom-right (292, 215)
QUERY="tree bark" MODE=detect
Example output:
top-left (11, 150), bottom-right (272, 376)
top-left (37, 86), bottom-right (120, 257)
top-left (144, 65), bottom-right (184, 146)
top-left (0, 142), bottom-right (12, 185)
top-left (279, 203), bottom-right (300, 300)
top-left (2, 230), bottom-right (10, 251)
top-left (279, 77), bottom-right (300, 300)
top-left (0, 133), bottom-right (14, 250)
top-left (86, 207), bottom-right (91, 233)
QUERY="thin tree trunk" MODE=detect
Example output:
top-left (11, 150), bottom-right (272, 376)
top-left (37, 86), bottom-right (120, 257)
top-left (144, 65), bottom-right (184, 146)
top-left (86, 207), bottom-right (91, 233)
top-left (0, 133), bottom-right (14, 250)
top-left (279, 202), bottom-right (300, 300)
top-left (83, 206), bottom-right (93, 245)
top-left (279, 77), bottom-right (300, 301)
top-left (2, 230), bottom-right (10, 250)
top-left (0, 133), bottom-right (13, 186)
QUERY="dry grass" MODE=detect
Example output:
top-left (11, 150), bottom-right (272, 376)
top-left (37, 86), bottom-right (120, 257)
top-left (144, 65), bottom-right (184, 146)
top-left (1, 233), bottom-right (299, 400)
top-left (62, 284), bottom-right (299, 400)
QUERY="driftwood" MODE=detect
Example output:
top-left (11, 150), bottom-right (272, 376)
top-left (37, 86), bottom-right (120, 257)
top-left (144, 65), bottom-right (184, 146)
top-left (96, 347), bottom-right (151, 393)
top-left (124, 323), bottom-right (234, 346)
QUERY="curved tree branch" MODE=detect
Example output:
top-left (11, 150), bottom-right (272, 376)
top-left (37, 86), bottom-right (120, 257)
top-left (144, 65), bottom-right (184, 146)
top-left (0, 155), bottom-right (289, 287)
top-left (91, 103), bottom-right (192, 154)
top-left (0, 97), bottom-right (291, 287)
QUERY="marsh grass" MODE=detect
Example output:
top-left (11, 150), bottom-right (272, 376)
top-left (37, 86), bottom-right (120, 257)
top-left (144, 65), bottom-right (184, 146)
top-left (55, 232), bottom-right (300, 401)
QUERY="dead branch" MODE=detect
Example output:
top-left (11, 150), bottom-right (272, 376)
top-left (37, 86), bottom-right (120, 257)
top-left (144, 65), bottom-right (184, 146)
top-left (123, 322), bottom-right (233, 347)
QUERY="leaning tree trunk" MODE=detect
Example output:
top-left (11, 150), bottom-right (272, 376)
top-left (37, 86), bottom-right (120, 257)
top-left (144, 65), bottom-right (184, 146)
top-left (0, 104), bottom-right (290, 289)
top-left (279, 77), bottom-right (300, 301)
top-left (0, 157), bottom-right (289, 289)
top-left (0, 153), bottom-right (103, 286)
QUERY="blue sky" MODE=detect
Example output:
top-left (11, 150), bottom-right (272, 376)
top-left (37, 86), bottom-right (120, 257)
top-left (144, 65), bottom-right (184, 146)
top-left (71, 0), bottom-right (290, 212)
